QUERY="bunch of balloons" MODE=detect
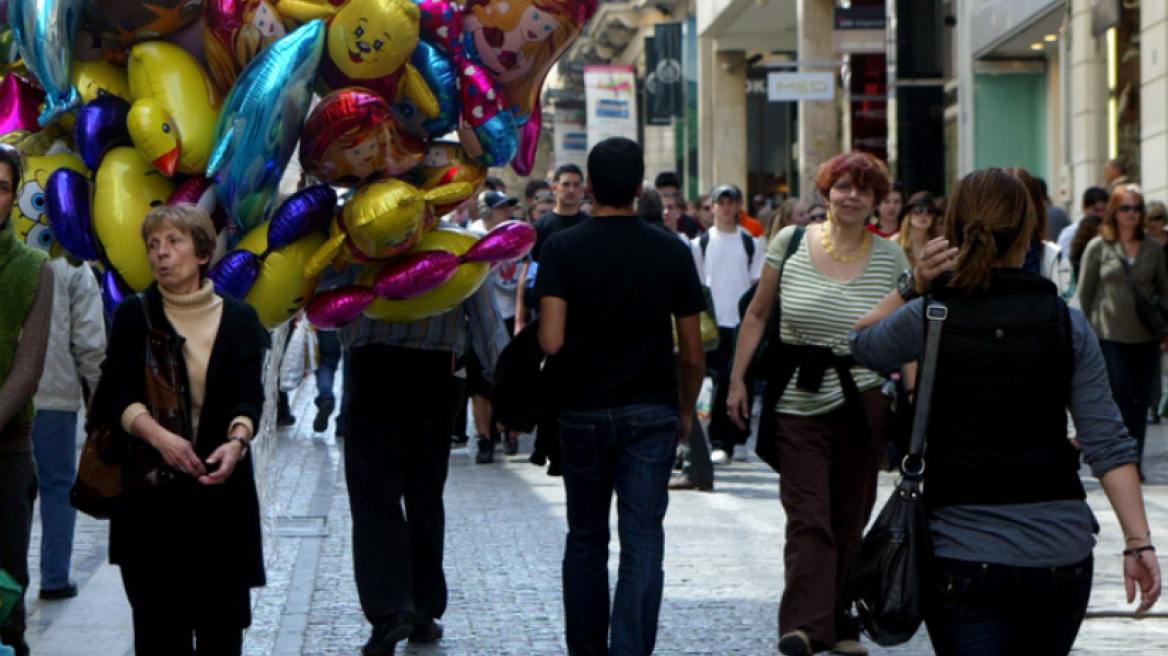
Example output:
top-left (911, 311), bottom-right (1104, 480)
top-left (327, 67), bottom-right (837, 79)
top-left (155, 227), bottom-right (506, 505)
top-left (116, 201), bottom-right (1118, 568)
top-left (1, 0), bottom-right (590, 327)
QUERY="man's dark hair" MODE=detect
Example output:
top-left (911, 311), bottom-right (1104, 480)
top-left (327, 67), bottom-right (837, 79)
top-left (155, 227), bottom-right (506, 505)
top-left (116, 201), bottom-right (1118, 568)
top-left (1083, 186), bottom-right (1109, 209)
top-left (587, 138), bottom-right (643, 209)
top-left (524, 179), bottom-right (550, 203)
top-left (638, 188), bottom-right (664, 225)
top-left (553, 163), bottom-right (584, 184)
top-left (0, 144), bottom-right (23, 189)
top-left (655, 171), bottom-right (681, 191)
top-left (484, 175), bottom-right (506, 192)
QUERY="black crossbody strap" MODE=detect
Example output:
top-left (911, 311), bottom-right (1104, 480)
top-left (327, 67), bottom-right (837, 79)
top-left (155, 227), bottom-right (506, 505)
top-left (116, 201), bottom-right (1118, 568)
top-left (907, 298), bottom-right (947, 461)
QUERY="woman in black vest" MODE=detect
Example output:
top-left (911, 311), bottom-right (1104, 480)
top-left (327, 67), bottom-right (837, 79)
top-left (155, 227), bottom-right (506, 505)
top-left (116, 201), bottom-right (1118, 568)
top-left (90, 205), bottom-right (269, 655)
top-left (850, 168), bottom-right (1160, 655)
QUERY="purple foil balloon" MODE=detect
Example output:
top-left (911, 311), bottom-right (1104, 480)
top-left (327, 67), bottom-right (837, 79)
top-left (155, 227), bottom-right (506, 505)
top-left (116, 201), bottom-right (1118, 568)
top-left (267, 185), bottom-right (337, 251)
top-left (100, 268), bottom-right (132, 323)
top-left (462, 221), bottom-right (535, 264)
top-left (372, 250), bottom-right (460, 300)
top-left (307, 286), bottom-right (375, 329)
top-left (0, 74), bottom-right (46, 133)
top-left (74, 95), bottom-right (132, 171)
top-left (44, 168), bottom-right (101, 261)
top-left (168, 177), bottom-right (230, 232)
top-left (208, 249), bottom-right (261, 300)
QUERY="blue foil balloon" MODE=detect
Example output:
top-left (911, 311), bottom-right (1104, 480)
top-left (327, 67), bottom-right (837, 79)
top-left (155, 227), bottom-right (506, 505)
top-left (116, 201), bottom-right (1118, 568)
top-left (267, 185), bottom-right (336, 251)
top-left (44, 167), bottom-right (101, 261)
top-left (9, 0), bottom-right (84, 126)
top-left (100, 268), bottom-right (132, 323)
top-left (74, 95), bottom-right (132, 171)
top-left (207, 20), bottom-right (325, 234)
top-left (208, 250), bottom-right (261, 300)
top-left (393, 40), bottom-right (458, 140)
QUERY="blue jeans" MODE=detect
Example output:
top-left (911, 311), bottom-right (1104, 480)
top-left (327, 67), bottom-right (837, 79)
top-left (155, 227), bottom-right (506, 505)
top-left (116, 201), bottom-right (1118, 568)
top-left (31, 410), bottom-right (78, 589)
top-left (315, 329), bottom-right (342, 403)
top-left (558, 404), bottom-right (679, 656)
top-left (925, 555), bottom-right (1093, 656)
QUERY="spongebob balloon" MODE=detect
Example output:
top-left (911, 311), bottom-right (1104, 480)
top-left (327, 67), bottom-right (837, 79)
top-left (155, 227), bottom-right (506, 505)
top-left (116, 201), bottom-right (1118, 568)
top-left (315, 0), bottom-right (439, 118)
top-left (127, 41), bottom-right (224, 176)
top-left (12, 153), bottom-right (90, 256)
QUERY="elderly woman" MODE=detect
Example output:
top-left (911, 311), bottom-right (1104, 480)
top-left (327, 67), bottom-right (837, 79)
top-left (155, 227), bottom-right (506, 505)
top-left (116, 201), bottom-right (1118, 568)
top-left (851, 168), bottom-right (1160, 655)
top-left (89, 205), bottom-right (269, 655)
top-left (727, 152), bottom-right (909, 656)
top-left (0, 144), bottom-right (54, 656)
top-left (1078, 184), bottom-right (1168, 479)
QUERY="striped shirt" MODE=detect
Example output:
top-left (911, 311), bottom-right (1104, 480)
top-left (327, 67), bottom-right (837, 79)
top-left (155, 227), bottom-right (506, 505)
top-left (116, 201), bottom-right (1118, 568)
top-left (765, 225), bottom-right (909, 415)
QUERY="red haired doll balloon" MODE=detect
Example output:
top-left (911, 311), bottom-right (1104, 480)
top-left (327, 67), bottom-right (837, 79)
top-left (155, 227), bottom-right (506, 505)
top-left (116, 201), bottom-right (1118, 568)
top-left (300, 87), bottom-right (426, 188)
top-left (204, 0), bottom-right (289, 94)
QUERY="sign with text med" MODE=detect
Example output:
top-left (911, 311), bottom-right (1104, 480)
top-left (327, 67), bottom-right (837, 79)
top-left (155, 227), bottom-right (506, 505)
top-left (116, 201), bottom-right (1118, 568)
top-left (767, 72), bottom-right (835, 102)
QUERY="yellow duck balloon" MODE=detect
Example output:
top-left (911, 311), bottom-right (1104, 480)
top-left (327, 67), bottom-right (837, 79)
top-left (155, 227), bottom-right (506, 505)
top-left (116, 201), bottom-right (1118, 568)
top-left (94, 147), bottom-right (177, 291)
top-left (234, 221), bottom-right (328, 329)
top-left (127, 41), bottom-right (224, 177)
top-left (358, 227), bottom-right (490, 323)
top-left (304, 178), bottom-right (473, 277)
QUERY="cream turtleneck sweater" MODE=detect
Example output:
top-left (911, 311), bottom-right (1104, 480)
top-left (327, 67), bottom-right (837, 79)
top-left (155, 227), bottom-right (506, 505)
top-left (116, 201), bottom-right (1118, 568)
top-left (122, 281), bottom-right (252, 442)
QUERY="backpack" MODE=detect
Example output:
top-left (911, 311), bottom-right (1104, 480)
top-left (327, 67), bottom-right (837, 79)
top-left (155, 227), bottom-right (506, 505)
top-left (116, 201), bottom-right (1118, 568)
top-left (698, 230), bottom-right (755, 269)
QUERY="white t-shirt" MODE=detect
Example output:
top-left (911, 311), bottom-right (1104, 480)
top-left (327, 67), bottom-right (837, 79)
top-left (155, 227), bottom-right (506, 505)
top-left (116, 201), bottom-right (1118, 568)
top-left (693, 228), bottom-right (764, 327)
top-left (489, 258), bottom-right (522, 320)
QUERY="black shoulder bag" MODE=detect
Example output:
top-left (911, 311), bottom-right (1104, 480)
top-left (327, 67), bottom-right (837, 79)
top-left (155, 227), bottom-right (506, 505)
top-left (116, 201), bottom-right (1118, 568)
top-left (743, 226), bottom-right (804, 381)
top-left (847, 297), bottom-right (946, 646)
top-left (1116, 244), bottom-right (1168, 338)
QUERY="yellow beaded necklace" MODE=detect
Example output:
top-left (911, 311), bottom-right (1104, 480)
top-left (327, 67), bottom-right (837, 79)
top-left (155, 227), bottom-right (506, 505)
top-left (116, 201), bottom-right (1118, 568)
top-left (820, 219), bottom-right (872, 264)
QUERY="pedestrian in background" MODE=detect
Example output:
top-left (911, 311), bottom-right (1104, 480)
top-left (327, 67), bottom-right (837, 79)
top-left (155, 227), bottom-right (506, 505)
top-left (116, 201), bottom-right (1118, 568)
top-left (1078, 183), bottom-right (1168, 480)
top-left (537, 137), bottom-right (706, 656)
top-left (92, 205), bottom-right (269, 655)
top-left (32, 256), bottom-right (105, 601)
top-left (851, 167), bottom-right (1160, 655)
top-left (0, 143), bottom-right (54, 656)
top-left (729, 152), bottom-right (907, 656)
top-left (868, 180), bottom-right (904, 238)
top-left (895, 191), bottom-right (942, 267)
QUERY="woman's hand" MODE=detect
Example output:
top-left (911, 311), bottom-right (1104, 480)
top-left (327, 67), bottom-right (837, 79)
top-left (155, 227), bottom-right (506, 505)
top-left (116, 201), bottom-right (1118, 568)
top-left (1125, 548), bottom-right (1162, 614)
top-left (151, 430), bottom-right (205, 477)
top-left (727, 377), bottom-right (751, 430)
top-left (914, 237), bottom-right (959, 294)
top-left (198, 440), bottom-right (245, 486)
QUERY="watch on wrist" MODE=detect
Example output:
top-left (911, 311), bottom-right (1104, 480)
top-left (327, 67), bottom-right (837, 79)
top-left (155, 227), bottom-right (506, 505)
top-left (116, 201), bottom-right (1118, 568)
top-left (897, 268), bottom-right (919, 302)
top-left (229, 435), bottom-right (249, 456)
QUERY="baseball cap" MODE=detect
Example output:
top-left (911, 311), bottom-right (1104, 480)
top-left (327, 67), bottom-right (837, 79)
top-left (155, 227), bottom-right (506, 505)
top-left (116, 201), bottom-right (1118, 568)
top-left (482, 190), bottom-right (519, 209)
top-left (710, 185), bottom-right (741, 203)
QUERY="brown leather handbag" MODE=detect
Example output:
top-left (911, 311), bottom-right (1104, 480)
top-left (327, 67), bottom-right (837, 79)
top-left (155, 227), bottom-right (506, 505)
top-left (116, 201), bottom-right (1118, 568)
top-left (72, 293), bottom-right (194, 519)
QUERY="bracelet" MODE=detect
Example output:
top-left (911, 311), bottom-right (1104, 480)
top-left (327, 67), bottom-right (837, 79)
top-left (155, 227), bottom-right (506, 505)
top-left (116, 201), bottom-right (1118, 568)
top-left (1125, 531), bottom-right (1151, 544)
top-left (229, 435), bottom-right (250, 456)
top-left (1123, 545), bottom-right (1157, 560)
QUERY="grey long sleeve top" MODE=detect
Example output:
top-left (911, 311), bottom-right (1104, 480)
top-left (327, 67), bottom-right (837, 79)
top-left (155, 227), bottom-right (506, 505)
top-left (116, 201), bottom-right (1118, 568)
top-left (1078, 236), bottom-right (1168, 343)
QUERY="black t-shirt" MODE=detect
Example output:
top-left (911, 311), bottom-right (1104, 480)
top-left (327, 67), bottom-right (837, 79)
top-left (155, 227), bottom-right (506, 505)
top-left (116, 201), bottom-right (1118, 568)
top-left (535, 215), bottom-right (707, 412)
top-left (531, 211), bottom-right (589, 263)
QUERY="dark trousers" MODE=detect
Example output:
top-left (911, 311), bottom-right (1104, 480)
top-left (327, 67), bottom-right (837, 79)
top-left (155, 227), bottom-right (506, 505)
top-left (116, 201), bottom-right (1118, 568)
top-left (925, 555), bottom-right (1093, 656)
top-left (773, 389), bottom-right (890, 650)
top-left (1099, 339), bottom-right (1158, 468)
top-left (345, 345), bottom-right (462, 625)
top-left (558, 404), bottom-right (679, 656)
top-left (0, 452), bottom-right (35, 656)
top-left (315, 329), bottom-right (341, 402)
top-left (119, 563), bottom-right (250, 656)
top-left (707, 327), bottom-right (751, 453)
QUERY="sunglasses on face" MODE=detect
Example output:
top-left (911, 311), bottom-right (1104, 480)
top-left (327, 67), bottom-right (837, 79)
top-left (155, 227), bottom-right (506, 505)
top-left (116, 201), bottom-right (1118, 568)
top-left (910, 205), bottom-right (935, 215)
top-left (1118, 204), bottom-right (1143, 213)
top-left (809, 213), bottom-right (827, 221)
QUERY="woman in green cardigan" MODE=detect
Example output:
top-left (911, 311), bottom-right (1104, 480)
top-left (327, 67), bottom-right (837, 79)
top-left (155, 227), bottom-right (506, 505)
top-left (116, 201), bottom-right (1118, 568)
top-left (0, 143), bottom-right (55, 656)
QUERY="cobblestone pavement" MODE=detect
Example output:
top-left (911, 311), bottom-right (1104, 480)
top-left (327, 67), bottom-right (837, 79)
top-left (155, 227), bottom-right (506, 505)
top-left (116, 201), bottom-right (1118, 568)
top-left (22, 379), bottom-right (1168, 655)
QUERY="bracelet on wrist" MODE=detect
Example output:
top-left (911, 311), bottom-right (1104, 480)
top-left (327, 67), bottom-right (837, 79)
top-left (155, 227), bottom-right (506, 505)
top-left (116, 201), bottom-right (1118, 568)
top-left (1125, 531), bottom-right (1151, 544)
top-left (1123, 545), bottom-right (1156, 560)
top-left (229, 435), bottom-right (250, 456)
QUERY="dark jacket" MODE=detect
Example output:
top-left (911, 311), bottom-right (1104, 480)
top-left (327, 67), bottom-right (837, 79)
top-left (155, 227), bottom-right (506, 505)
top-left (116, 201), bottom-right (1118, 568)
top-left (91, 283), bottom-right (270, 601)
top-left (926, 270), bottom-right (1084, 511)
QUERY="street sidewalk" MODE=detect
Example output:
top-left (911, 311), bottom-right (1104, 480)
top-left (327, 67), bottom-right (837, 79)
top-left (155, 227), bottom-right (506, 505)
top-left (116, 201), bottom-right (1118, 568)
top-left (21, 381), bottom-right (1168, 655)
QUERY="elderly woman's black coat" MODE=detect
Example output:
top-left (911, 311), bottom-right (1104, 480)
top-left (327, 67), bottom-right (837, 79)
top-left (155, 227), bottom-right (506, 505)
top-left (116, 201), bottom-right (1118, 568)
top-left (90, 283), bottom-right (270, 599)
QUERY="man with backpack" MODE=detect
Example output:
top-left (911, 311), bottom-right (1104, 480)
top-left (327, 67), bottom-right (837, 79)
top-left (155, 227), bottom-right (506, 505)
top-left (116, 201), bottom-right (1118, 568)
top-left (694, 185), bottom-right (763, 465)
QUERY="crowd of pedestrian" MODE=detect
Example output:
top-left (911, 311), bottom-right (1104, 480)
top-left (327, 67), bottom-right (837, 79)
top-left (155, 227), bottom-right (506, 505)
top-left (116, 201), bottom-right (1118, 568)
top-left (1, 135), bottom-right (1167, 656)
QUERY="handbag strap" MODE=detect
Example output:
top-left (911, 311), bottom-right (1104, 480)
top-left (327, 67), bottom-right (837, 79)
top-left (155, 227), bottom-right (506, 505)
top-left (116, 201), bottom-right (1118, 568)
top-left (1114, 242), bottom-right (1146, 296)
top-left (138, 292), bottom-right (154, 331)
top-left (906, 297), bottom-right (947, 467)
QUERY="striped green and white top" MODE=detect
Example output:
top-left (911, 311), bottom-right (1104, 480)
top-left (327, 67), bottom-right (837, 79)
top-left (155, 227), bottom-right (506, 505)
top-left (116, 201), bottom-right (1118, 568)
top-left (765, 225), bottom-right (910, 416)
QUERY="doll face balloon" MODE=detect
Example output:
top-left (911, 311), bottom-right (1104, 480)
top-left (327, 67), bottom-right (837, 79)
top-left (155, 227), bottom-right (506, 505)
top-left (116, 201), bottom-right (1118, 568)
top-left (203, 0), bottom-right (288, 94)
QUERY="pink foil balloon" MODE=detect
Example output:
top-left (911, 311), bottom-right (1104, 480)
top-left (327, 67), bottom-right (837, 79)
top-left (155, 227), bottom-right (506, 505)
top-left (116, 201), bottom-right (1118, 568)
top-left (462, 221), bottom-right (535, 264)
top-left (372, 250), bottom-right (460, 300)
top-left (307, 285), bottom-right (376, 329)
top-left (512, 102), bottom-right (541, 176)
top-left (0, 74), bottom-right (46, 133)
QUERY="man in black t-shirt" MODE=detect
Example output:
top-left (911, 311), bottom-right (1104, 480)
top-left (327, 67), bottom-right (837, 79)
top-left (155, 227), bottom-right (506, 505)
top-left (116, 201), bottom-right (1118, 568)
top-left (514, 163), bottom-right (590, 333)
top-left (536, 138), bottom-right (706, 656)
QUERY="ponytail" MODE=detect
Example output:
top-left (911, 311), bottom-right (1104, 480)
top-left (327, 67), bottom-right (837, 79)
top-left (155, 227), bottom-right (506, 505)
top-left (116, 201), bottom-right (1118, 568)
top-left (943, 168), bottom-right (1036, 297)
top-left (949, 222), bottom-right (998, 297)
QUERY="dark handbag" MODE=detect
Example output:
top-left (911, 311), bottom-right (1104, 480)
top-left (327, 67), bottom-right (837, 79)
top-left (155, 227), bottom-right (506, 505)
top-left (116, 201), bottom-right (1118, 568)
top-left (847, 298), bottom-right (947, 646)
top-left (1116, 246), bottom-right (1168, 338)
top-left (741, 226), bottom-right (804, 381)
top-left (71, 293), bottom-right (193, 519)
